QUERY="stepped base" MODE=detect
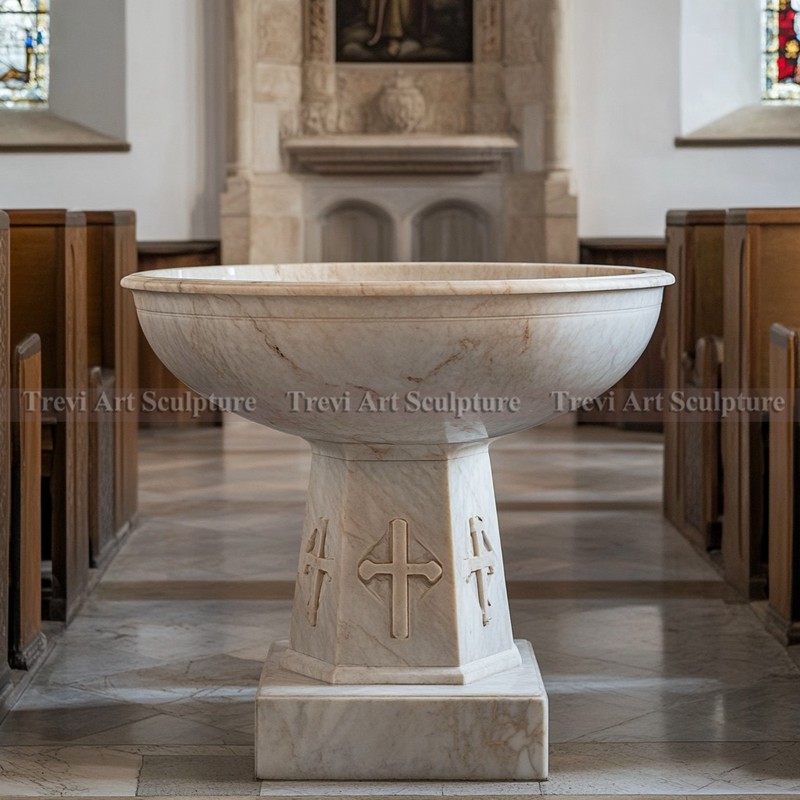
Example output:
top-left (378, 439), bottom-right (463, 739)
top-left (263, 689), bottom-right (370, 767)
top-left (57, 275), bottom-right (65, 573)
top-left (255, 639), bottom-right (548, 781)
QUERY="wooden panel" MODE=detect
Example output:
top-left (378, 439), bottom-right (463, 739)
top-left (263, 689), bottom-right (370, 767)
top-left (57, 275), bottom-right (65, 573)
top-left (722, 221), bottom-right (750, 596)
top-left (7, 210), bottom-right (89, 622)
top-left (137, 241), bottom-right (222, 428)
top-left (663, 211), bottom-right (726, 549)
top-left (750, 225), bottom-right (800, 388)
top-left (88, 367), bottom-right (115, 570)
top-left (766, 324), bottom-right (800, 644)
top-left (9, 334), bottom-right (45, 669)
top-left (111, 215), bottom-right (139, 536)
top-left (84, 212), bottom-right (138, 565)
top-left (578, 238), bottom-right (667, 431)
top-left (663, 224), bottom-right (685, 529)
top-left (720, 211), bottom-right (800, 600)
top-left (681, 335), bottom-right (724, 550)
top-left (0, 211), bottom-right (11, 692)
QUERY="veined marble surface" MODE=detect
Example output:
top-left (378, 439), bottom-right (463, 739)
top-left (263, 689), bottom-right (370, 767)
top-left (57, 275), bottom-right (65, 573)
top-left (121, 261), bottom-right (674, 778)
top-left (121, 262), bottom-right (672, 443)
top-left (256, 639), bottom-right (547, 780)
top-left (0, 418), bottom-right (799, 795)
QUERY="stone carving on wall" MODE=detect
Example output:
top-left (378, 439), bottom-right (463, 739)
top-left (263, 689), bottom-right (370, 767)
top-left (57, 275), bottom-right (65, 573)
top-left (306, 0), bottom-right (331, 61)
top-left (373, 72), bottom-right (427, 133)
top-left (301, 101), bottom-right (339, 134)
top-left (476, 0), bottom-right (502, 62)
top-left (504, 0), bottom-right (542, 66)
top-left (256, 0), bottom-right (302, 64)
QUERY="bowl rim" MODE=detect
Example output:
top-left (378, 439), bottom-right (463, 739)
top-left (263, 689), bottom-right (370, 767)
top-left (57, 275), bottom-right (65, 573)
top-left (121, 262), bottom-right (675, 297)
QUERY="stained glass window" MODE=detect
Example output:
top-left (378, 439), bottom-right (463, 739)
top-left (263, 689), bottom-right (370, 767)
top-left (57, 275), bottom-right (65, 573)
top-left (764, 0), bottom-right (800, 101)
top-left (0, 0), bottom-right (49, 107)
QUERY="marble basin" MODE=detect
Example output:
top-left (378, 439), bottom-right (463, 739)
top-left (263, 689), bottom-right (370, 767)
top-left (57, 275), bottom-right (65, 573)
top-left (122, 262), bottom-right (674, 781)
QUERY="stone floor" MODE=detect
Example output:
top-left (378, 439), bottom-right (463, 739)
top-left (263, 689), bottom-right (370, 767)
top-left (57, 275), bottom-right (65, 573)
top-left (1, 416), bottom-right (799, 797)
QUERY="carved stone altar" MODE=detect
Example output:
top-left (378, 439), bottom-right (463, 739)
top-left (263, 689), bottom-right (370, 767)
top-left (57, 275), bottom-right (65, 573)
top-left (221, 0), bottom-right (578, 266)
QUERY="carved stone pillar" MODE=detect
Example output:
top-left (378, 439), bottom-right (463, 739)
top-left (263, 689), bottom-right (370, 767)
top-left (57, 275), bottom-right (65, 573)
top-left (472, 0), bottom-right (508, 133)
top-left (501, 0), bottom-right (577, 264)
top-left (302, 0), bottom-right (338, 133)
top-left (542, 0), bottom-right (577, 263)
top-left (221, 0), bottom-right (305, 265)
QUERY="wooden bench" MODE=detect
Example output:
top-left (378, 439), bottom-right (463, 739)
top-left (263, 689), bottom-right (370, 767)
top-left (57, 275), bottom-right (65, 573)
top-left (7, 210), bottom-right (89, 622)
top-left (0, 211), bottom-right (11, 692)
top-left (137, 241), bottom-right (222, 428)
top-left (578, 238), bottom-right (667, 431)
top-left (85, 211), bottom-right (138, 568)
top-left (723, 208), bottom-right (800, 599)
top-left (766, 324), bottom-right (800, 645)
top-left (663, 211), bottom-right (726, 551)
top-left (9, 335), bottom-right (45, 669)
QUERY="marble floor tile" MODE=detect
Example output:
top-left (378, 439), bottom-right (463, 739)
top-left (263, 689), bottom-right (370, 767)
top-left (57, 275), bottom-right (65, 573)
top-left (137, 754), bottom-right (260, 796)
top-left (1, 416), bottom-right (799, 795)
top-left (544, 742), bottom-right (800, 794)
top-left (0, 746), bottom-right (141, 796)
top-left (260, 782), bottom-right (543, 796)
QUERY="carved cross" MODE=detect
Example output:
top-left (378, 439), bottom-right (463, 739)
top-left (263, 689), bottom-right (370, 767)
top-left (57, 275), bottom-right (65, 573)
top-left (302, 518), bottom-right (333, 627)
top-left (358, 518), bottom-right (443, 640)
top-left (466, 516), bottom-right (496, 626)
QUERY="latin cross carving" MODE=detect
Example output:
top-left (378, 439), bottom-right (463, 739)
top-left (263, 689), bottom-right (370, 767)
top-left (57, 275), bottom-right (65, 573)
top-left (466, 516), bottom-right (496, 626)
top-left (358, 518), bottom-right (443, 640)
top-left (302, 518), bottom-right (333, 627)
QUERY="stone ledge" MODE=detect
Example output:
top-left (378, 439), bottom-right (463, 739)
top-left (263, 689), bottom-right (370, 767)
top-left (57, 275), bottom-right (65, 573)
top-left (283, 134), bottom-right (519, 175)
top-left (0, 109), bottom-right (130, 152)
top-left (676, 103), bottom-right (800, 148)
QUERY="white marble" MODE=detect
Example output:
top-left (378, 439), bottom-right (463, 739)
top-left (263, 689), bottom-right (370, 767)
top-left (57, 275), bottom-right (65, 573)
top-left (3, 419), bottom-right (800, 794)
top-left (122, 261), bottom-right (672, 781)
top-left (260, 780), bottom-right (544, 796)
top-left (0, 746), bottom-right (141, 796)
top-left (256, 640), bottom-right (547, 781)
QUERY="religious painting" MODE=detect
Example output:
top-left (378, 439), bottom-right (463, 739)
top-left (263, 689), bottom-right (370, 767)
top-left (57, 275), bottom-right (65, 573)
top-left (0, 0), bottom-right (49, 106)
top-left (764, 0), bottom-right (800, 100)
top-left (336, 0), bottom-right (473, 63)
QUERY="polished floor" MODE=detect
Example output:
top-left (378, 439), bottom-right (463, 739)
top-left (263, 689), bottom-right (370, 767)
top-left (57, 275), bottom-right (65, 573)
top-left (1, 417), bottom-right (799, 796)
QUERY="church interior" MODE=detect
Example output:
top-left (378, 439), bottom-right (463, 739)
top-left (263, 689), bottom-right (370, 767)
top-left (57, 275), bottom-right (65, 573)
top-left (2, 0), bottom-right (800, 796)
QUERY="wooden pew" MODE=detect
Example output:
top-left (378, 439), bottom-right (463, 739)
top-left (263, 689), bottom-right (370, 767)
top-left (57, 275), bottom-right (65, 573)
top-left (766, 324), bottom-right (800, 645)
top-left (84, 211), bottom-right (138, 568)
top-left (7, 210), bottom-right (89, 622)
top-left (9, 335), bottom-right (45, 669)
top-left (723, 208), bottom-right (800, 599)
top-left (0, 211), bottom-right (11, 693)
top-left (137, 241), bottom-right (222, 428)
top-left (663, 211), bottom-right (726, 551)
top-left (578, 238), bottom-right (667, 431)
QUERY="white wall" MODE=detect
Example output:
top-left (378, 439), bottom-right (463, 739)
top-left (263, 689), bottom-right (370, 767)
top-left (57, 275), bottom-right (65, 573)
top-left (49, 0), bottom-right (127, 140)
top-left (572, 0), bottom-right (800, 237)
top-left (6, 0), bottom-right (797, 241)
top-left (0, 0), bottom-right (225, 240)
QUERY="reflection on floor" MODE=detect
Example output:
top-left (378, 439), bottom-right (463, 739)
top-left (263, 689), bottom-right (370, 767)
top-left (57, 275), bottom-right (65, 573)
top-left (1, 416), bottom-right (799, 796)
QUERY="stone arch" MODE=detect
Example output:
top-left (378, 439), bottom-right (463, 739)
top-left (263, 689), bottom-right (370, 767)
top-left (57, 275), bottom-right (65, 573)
top-left (320, 201), bottom-right (395, 262)
top-left (412, 200), bottom-right (493, 262)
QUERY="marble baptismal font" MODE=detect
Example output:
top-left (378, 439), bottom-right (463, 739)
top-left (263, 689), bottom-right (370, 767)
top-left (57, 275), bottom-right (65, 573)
top-left (122, 262), bottom-right (674, 781)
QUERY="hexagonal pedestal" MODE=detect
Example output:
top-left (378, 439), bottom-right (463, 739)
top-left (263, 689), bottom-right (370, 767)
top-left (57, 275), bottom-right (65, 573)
top-left (258, 441), bottom-right (549, 781)
top-left (283, 441), bottom-right (521, 684)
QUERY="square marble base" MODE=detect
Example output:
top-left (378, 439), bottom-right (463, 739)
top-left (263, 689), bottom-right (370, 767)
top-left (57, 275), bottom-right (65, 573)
top-left (255, 639), bottom-right (548, 781)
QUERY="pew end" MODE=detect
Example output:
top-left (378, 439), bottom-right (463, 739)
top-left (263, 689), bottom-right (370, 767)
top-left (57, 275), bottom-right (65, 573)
top-left (766, 323), bottom-right (800, 645)
top-left (9, 334), bottom-right (46, 670)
